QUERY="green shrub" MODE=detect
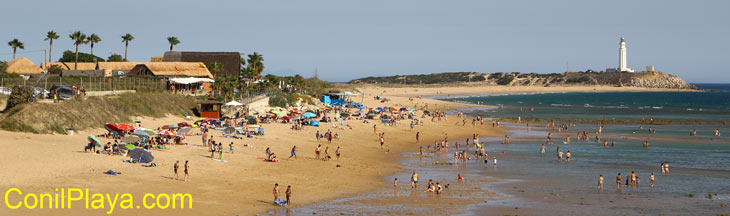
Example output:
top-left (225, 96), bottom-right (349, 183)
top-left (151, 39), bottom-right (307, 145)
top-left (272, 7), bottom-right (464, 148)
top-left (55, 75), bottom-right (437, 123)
top-left (496, 75), bottom-right (514, 85)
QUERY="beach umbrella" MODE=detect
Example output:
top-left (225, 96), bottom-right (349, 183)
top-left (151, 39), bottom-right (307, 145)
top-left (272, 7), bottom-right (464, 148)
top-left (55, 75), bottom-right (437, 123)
top-left (203, 118), bottom-right (214, 123)
top-left (118, 124), bottom-right (135, 131)
top-left (355, 110), bottom-right (364, 113)
top-left (162, 125), bottom-right (170, 129)
top-left (289, 109), bottom-right (300, 114)
top-left (195, 118), bottom-right (205, 122)
top-left (168, 125), bottom-right (179, 129)
top-left (177, 127), bottom-right (192, 136)
top-left (320, 107), bottom-right (330, 110)
top-left (400, 107), bottom-right (407, 111)
top-left (104, 123), bottom-right (121, 133)
top-left (88, 135), bottom-right (102, 147)
top-left (121, 135), bottom-right (140, 144)
top-left (270, 110), bottom-right (284, 117)
top-left (159, 130), bottom-right (173, 136)
top-left (177, 122), bottom-right (191, 127)
top-left (282, 116), bottom-right (291, 121)
top-left (303, 112), bottom-right (316, 118)
top-left (123, 144), bottom-right (136, 150)
top-left (133, 128), bottom-right (156, 137)
top-left (128, 148), bottom-right (154, 163)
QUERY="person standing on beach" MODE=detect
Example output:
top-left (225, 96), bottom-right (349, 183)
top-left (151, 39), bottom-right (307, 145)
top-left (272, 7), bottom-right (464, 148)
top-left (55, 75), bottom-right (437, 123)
top-left (285, 185), bottom-right (292, 205)
top-left (202, 133), bottom-right (207, 147)
top-left (565, 151), bottom-right (571, 162)
top-left (335, 146), bottom-right (341, 160)
top-left (630, 171), bottom-right (637, 186)
top-left (411, 172), bottom-right (419, 189)
top-left (380, 134), bottom-right (385, 149)
top-left (558, 150), bottom-right (563, 162)
top-left (650, 172), bottom-right (655, 187)
top-left (315, 144), bottom-right (321, 159)
top-left (616, 173), bottom-right (622, 190)
top-left (416, 132), bottom-right (420, 144)
top-left (419, 146), bottom-right (424, 156)
top-left (598, 174), bottom-right (604, 190)
top-left (174, 160), bottom-right (179, 180)
top-left (184, 160), bottom-right (189, 181)
top-left (273, 183), bottom-right (281, 204)
top-left (290, 146), bottom-right (297, 159)
top-left (540, 144), bottom-right (546, 154)
top-left (373, 124), bottom-right (377, 134)
top-left (393, 178), bottom-right (398, 188)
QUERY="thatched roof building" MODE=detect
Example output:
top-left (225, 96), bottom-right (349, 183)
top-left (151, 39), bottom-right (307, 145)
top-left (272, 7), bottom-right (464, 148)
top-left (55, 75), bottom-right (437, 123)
top-left (127, 62), bottom-right (214, 79)
top-left (6, 57), bottom-right (43, 74)
top-left (45, 62), bottom-right (98, 70)
top-left (97, 62), bottom-right (143, 71)
top-left (163, 51), bottom-right (240, 78)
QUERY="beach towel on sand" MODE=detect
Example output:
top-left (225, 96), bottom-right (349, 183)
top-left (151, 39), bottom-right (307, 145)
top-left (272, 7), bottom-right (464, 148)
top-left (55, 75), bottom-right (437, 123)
top-left (211, 158), bottom-right (228, 162)
top-left (104, 170), bottom-right (121, 175)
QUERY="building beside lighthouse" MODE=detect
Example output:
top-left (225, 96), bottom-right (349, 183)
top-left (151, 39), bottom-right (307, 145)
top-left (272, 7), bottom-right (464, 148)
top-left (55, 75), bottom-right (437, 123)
top-left (618, 37), bottom-right (634, 72)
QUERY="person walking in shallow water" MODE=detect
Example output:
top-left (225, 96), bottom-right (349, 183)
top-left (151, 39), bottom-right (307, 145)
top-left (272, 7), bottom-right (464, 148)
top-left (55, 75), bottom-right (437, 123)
top-left (598, 174), bottom-right (604, 190)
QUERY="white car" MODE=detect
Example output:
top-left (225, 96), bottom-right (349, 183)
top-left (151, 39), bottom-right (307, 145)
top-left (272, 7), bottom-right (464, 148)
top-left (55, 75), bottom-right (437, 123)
top-left (0, 87), bottom-right (11, 95)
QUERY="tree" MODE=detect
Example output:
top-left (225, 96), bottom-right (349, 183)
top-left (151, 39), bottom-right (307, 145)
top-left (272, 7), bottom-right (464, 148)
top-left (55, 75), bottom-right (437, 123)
top-left (44, 31), bottom-right (59, 62)
top-left (167, 36), bottom-right (180, 51)
top-left (210, 61), bottom-right (224, 73)
top-left (246, 52), bottom-right (264, 84)
top-left (87, 34), bottom-right (101, 57)
top-left (107, 53), bottom-right (123, 62)
top-left (58, 50), bottom-right (104, 62)
top-left (121, 33), bottom-right (134, 61)
top-left (7, 39), bottom-right (24, 59)
top-left (69, 31), bottom-right (88, 70)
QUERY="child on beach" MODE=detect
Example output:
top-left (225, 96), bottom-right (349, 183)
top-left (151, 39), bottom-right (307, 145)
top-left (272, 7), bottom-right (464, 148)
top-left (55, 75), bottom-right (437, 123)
top-left (393, 178), bottom-right (398, 188)
top-left (411, 172), bottom-right (419, 189)
top-left (598, 174), bottom-right (604, 190)
top-left (229, 142), bottom-right (234, 154)
top-left (290, 146), bottom-right (297, 159)
top-left (650, 172), bottom-right (655, 187)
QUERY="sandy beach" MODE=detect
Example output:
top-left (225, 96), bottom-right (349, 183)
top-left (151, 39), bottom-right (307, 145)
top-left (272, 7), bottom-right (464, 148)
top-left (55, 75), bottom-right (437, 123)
top-left (0, 85), bottom-right (708, 215)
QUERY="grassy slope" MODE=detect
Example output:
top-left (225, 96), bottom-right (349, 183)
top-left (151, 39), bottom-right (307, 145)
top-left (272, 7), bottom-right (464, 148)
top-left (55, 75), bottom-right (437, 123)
top-left (0, 92), bottom-right (196, 134)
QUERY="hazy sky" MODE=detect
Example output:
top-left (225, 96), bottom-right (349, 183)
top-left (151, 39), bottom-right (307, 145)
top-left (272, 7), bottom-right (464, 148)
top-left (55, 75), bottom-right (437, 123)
top-left (2, 0), bottom-right (728, 83)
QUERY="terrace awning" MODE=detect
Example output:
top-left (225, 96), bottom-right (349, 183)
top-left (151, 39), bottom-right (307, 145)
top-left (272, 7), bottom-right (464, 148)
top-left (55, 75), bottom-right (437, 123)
top-left (169, 77), bottom-right (215, 84)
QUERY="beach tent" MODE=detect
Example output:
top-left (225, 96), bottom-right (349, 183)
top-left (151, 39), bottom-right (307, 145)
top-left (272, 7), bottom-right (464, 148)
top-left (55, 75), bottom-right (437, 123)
top-left (128, 148), bottom-right (154, 163)
top-left (224, 100), bottom-right (244, 106)
top-left (88, 135), bottom-right (102, 147)
top-left (303, 112), bottom-right (317, 118)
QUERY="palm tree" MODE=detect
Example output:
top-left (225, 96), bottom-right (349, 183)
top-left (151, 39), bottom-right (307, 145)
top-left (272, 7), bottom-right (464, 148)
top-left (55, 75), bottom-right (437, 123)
top-left (69, 31), bottom-right (88, 70)
top-left (167, 36), bottom-right (180, 51)
top-left (44, 31), bottom-right (59, 61)
top-left (121, 33), bottom-right (134, 61)
top-left (246, 52), bottom-right (264, 84)
top-left (7, 39), bottom-right (24, 59)
top-left (87, 34), bottom-right (101, 57)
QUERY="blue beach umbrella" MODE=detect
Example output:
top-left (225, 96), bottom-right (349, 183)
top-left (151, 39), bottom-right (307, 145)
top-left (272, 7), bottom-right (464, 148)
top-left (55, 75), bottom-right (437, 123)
top-left (303, 112), bottom-right (317, 118)
top-left (88, 135), bottom-right (102, 147)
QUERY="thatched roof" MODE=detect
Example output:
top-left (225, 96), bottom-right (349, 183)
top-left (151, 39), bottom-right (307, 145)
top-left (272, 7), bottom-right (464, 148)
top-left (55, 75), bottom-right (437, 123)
top-left (45, 62), bottom-right (97, 70)
top-left (128, 62), bottom-right (214, 78)
top-left (6, 57), bottom-right (43, 74)
top-left (97, 62), bottom-right (143, 71)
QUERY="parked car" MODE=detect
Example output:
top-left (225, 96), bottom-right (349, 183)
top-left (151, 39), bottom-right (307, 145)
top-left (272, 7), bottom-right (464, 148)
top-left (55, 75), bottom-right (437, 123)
top-left (0, 87), bottom-right (11, 95)
top-left (48, 85), bottom-right (74, 100)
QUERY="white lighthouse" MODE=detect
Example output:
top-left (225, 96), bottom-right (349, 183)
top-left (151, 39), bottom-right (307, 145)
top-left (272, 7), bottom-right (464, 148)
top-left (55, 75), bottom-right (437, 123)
top-left (618, 37), bottom-right (633, 72)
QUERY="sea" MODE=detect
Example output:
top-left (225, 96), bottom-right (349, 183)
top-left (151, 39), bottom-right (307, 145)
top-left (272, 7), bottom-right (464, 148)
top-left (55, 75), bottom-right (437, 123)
top-left (269, 84), bottom-right (730, 215)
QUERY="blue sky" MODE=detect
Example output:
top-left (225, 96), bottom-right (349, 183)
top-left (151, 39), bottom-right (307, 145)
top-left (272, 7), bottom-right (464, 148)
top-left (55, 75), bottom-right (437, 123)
top-left (2, 0), bottom-right (728, 83)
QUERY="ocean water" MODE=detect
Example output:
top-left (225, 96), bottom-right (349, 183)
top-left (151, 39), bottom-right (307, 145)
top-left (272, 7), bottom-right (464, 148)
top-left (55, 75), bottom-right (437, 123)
top-left (270, 85), bottom-right (730, 215)
top-left (451, 84), bottom-right (730, 122)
